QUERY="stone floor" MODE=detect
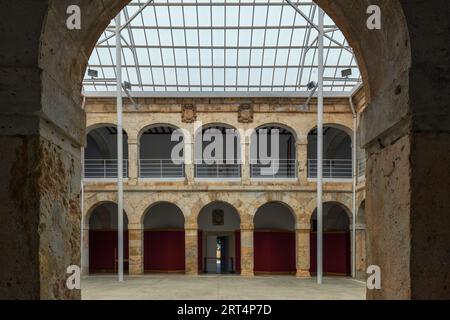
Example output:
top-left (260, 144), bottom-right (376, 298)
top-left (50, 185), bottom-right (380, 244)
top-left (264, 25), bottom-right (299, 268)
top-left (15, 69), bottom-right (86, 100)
top-left (82, 275), bottom-right (366, 300)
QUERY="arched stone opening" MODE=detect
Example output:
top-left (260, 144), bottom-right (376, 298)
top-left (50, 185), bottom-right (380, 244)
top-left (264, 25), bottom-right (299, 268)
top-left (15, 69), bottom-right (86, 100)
top-left (250, 124), bottom-right (297, 179)
top-left (197, 201), bottom-right (241, 274)
top-left (139, 125), bottom-right (184, 179)
top-left (253, 202), bottom-right (296, 275)
top-left (310, 202), bottom-right (351, 276)
top-left (142, 202), bottom-right (185, 273)
top-left (88, 202), bottom-right (129, 274)
top-left (85, 125), bottom-right (129, 179)
top-left (4, 0), bottom-right (450, 301)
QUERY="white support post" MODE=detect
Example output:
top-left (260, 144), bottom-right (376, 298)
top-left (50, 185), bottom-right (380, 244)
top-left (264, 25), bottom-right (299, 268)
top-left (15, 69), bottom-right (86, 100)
top-left (316, 7), bottom-right (324, 285)
top-left (349, 97), bottom-right (357, 278)
top-left (116, 14), bottom-right (124, 282)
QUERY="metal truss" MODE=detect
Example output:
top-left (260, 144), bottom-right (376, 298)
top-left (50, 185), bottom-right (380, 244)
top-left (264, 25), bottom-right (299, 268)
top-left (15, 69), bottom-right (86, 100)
top-left (84, 0), bottom-right (361, 95)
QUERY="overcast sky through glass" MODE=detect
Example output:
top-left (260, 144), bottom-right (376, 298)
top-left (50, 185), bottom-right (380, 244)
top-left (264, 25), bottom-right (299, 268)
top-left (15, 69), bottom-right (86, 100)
top-left (84, 0), bottom-right (361, 94)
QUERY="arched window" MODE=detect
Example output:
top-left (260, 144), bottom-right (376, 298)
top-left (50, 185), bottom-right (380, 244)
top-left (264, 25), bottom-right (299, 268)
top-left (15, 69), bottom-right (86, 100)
top-left (250, 125), bottom-right (297, 179)
top-left (85, 126), bottom-right (128, 179)
top-left (139, 125), bottom-right (184, 178)
top-left (194, 124), bottom-right (241, 179)
top-left (307, 125), bottom-right (352, 179)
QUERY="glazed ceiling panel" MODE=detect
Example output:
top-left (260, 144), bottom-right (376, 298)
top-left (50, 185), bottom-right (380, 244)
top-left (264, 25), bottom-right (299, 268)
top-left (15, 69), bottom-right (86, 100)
top-left (83, 0), bottom-right (361, 95)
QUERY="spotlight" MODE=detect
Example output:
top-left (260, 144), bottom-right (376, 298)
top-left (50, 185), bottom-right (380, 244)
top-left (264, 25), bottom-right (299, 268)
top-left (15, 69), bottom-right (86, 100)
top-left (123, 81), bottom-right (132, 90)
top-left (87, 69), bottom-right (98, 78)
top-left (307, 81), bottom-right (317, 90)
top-left (341, 68), bottom-right (352, 78)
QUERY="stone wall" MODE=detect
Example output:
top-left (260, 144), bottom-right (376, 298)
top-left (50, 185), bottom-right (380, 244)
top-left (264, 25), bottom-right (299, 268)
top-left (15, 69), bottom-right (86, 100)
top-left (82, 96), bottom-right (363, 277)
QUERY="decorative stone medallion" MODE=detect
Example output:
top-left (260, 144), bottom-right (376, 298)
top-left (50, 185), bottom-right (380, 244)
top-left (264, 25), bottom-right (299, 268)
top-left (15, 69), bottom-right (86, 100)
top-left (238, 103), bottom-right (253, 123)
top-left (182, 104), bottom-right (197, 123)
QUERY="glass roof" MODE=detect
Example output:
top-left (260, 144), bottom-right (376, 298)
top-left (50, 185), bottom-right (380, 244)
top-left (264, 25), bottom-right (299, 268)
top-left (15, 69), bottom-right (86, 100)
top-left (83, 0), bottom-right (361, 95)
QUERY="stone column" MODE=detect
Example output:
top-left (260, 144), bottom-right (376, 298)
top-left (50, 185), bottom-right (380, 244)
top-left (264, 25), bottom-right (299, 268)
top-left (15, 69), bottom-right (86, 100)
top-left (127, 140), bottom-right (139, 185)
top-left (240, 225), bottom-right (254, 276)
top-left (242, 136), bottom-right (250, 184)
top-left (185, 140), bottom-right (195, 184)
top-left (296, 224), bottom-right (311, 277)
top-left (81, 225), bottom-right (90, 275)
top-left (185, 228), bottom-right (198, 275)
top-left (355, 223), bottom-right (366, 279)
top-left (297, 140), bottom-right (308, 185)
top-left (128, 223), bottom-right (143, 275)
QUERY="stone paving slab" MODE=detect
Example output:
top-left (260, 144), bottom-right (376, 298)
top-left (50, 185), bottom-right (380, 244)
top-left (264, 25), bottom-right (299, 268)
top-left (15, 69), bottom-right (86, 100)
top-left (81, 275), bottom-right (365, 300)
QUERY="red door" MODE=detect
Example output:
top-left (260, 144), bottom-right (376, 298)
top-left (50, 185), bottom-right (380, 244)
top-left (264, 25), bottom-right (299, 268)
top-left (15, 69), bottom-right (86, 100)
top-left (143, 230), bottom-right (185, 272)
top-left (254, 231), bottom-right (295, 274)
top-left (310, 232), bottom-right (351, 275)
top-left (89, 230), bottom-right (129, 273)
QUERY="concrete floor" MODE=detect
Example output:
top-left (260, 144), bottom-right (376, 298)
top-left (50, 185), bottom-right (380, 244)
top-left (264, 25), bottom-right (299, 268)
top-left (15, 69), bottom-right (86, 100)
top-left (82, 275), bottom-right (366, 300)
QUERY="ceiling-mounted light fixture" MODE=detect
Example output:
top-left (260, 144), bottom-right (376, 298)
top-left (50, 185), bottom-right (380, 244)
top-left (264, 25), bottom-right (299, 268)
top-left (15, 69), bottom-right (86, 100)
top-left (87, 69), bottom-right (98, 78)
top-left (341, 68), bottom-right (352, 78)
top-left (307, 81), bottom-right (317, 90)
top-left (123, 81), bottom-right (132, 90)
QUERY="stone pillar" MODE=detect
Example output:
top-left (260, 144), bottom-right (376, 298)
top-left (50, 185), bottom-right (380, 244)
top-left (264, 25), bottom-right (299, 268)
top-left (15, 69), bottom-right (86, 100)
top-left (295, 224), bottom-right (311, 277)
top-left (128, 140), bottom-right (138, 185)
top-left (185, 140), bottom-right (195, 184)
top-left (240, 226), bottom-right (254, 276)
top-left (355, 223), bottom-right (366, 279)
top-left (81, 225), bottom-right (90, 275)
top-left (242, 137), bottom-right (250, 184)
top-left (128, 223), bottom-right (143, 275)
top-left (185, 228), bottom-right (198, 275)
top-left (297, 140), bottom-right (308, 185)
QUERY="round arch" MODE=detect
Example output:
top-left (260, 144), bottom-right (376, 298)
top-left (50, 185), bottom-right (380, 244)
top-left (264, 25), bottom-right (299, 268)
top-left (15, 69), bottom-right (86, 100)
top-left (310, 201), bottom-right (351, 276)
top-left (253, 201), bottom-right (296, 231)
top-left (249, 193), bottom-right (302, 226)
top-left (87, 201), bottom-right (129, 274)
top-left (310, 201), bottom-right (352, 231)
top-left (142, 201), bottom-right (185, 229)
top-left (252, 122), bottom-right (299, 144)
top-left (86, 122), bottom-right (120, 134)
top-left (197, 201), bottom-right (241, 231)
top-left (137, 123), bottom-right (185, 142)
top-left (83, 196), bottom-right (134, 226)
top-left (142, 201), bottom-right (186, 273)
top-left (253, 201), bottom-right (296, 275)
top-left (307, 123), bottom-right (353, 139)
top-left (26, 0), bottom-right (420, 299)
top-left (194, 124), bottom-right (242, 178)
top-left (305, 194), bottom-right (353, 220)
top-left (197, 201), bottom-right (241, 274)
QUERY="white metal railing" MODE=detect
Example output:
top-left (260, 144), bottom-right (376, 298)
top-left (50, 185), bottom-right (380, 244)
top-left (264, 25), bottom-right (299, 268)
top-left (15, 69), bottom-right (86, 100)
top-left (250, 159), bottom-right (297, 178)
top-left (307, 159), bottom-right (352, 179)
top-left (139, 159), bottom-right (184, 178)
top-left (195, 160), bottom-right (241, 178)
top-left (84, 159), bottom-right (128, 179)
